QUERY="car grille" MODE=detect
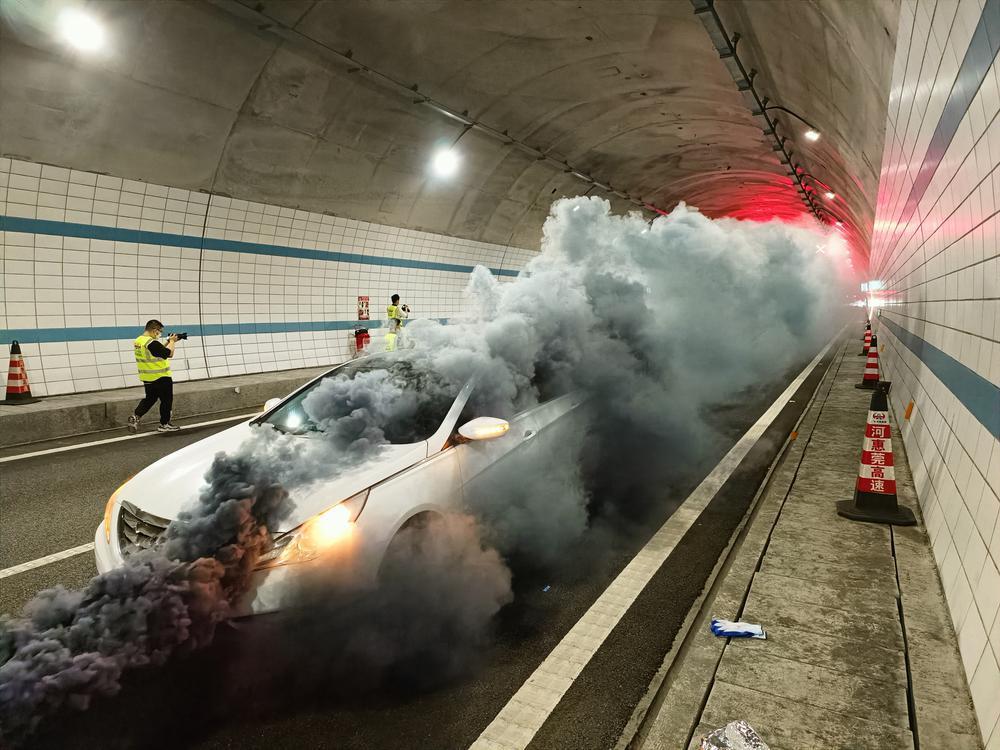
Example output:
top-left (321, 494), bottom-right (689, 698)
top-left (117, 500), bottom-right (170, 554)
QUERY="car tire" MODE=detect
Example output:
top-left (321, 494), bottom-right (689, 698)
top-left (377, 512), bottom-right (438, 583)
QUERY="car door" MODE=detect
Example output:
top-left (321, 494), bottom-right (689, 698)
top-left (454, 392), bottom-right (589, 560)
top-left (455, 391), bottom-right (586, 484)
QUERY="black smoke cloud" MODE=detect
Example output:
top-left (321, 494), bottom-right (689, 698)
top-left (0, 199), bottom-right (846, 744)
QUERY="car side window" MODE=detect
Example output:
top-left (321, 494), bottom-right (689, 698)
top-left (457, 401), bottom-right (477, 429)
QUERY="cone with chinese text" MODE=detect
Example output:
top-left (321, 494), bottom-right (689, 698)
top-left (855, 333), bottom-right (880, 389)
top-left (836, 384), bottom-right (915, 525)
top-left (1, 341), bottom-right (41, 405)
top-left (858, 326), bottom-right (872, 356)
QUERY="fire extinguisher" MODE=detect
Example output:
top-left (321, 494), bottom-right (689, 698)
top-left (354, 327), bottom-right (370, 354)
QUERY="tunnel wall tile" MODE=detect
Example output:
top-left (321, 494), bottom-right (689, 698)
top-left (0, 158), bottom-right (535, 396)
top-left (872, 0), bottom-right (1000, 744)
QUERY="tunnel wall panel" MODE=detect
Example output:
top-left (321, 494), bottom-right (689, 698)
top-left (870, 0), bottom-right (1000, 743)
top-left (0, 156), bottom-right (534, 397)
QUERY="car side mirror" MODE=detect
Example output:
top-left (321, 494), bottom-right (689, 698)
top-left (458, 417), bottom-right (510, 441)
top-left (263, 397), bottom-right (282, 413)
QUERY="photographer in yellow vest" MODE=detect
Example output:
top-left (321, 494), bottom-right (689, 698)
top-left (384, 293), bottom-right (410, 352)
top-left (127, 319), bottom-right (181, 433)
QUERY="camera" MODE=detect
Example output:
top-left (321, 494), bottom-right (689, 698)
top-left (168, 332), bottom-right (189, 341)
top-left (402, 305), bottom-right (410, 313)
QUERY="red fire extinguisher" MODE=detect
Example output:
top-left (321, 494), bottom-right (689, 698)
top-left (354, 327), bottom-right (370, 354)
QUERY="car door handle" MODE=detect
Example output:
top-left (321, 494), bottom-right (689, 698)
top-left (523, 429), bottom-right (536, 440)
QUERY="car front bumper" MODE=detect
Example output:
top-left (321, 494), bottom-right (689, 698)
top-left (93, 522), bottom-right (381, 616)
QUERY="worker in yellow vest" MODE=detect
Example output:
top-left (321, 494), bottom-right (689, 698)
top-left (384, 294), bottom-right (410, 351)
top-left (127, 319), bottom-right (181, 433)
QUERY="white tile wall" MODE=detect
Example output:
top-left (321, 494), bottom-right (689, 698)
top-left (871, 0), bottom-right (1000, 744)
top-left (0, 157), bottom-right (535, 396)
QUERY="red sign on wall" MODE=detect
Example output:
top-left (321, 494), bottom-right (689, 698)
top-left (357, 295), bottom-right (370, 321)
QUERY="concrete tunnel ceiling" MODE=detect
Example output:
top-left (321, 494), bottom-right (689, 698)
top-left (0, 0), bottom-right (899, 268)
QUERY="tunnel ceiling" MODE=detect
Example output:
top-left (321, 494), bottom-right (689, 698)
top-left (0, 0), bottom-right (898, 264)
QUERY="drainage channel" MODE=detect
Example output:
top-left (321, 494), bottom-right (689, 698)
top-left (891, 526), bottom-right (921, 749)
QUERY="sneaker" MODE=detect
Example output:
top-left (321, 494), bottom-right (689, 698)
top-left (157, 423), bottom-right (180, 433)
top-left (127, 415), bottom-right (139, 433)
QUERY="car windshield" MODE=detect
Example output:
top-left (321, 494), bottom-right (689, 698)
top-left (260, 357), bottom-right (459, 444)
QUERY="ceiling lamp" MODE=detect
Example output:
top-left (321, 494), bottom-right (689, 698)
top-left (57, 8), bottom-right (105, 52)
top-left (430, 148), bottom-right (460, 178)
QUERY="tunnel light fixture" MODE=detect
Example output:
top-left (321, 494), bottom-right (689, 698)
top-left (795, 165), bottom-right (836, 202)
top-left (757, 101), bottom-right (823, 144)
top-left (57, 7), bottom-right (105, 52)
top-left (430, 148), bottom-right (460, 178)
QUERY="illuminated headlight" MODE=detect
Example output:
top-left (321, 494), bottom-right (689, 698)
top-left (103, 480), bottom-right (129, 542)
top-left (255, 489), bottom-right (369, 569)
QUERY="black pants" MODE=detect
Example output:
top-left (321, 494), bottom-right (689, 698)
top-left (135, 377), bottom-right (173, 425)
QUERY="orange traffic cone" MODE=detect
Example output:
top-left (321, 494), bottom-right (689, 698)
top-left (837, 384), bottom-right (915, 525)
top-left (855, 333), bottom-right (880, 389)
top-left (1, 341), bottom-right (41, 405)
top-left (858, 328), bottom-right (872, 357)
top-left (858, 324), bottom-right (872, 356)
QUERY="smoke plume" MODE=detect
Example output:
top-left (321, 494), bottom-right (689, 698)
top-left (0, 198), bottom-right (846, 744)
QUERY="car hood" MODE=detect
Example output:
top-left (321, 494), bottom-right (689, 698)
top-left (119, 420), bottom-right (429, 532)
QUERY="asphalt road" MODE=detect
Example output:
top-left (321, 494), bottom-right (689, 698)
top-left (0, 342), bottom-right (838, 750)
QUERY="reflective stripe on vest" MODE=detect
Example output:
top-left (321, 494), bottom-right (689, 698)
top-left (134, 335), bottom-right (172, 382)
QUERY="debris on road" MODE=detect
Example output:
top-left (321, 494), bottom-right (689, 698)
top-left (710, 617), bottom-right (766, 639)
top-left (699, 719), bottom-right (770, 749)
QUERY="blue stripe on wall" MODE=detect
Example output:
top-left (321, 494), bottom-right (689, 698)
top-left (0, 216), bottom-right (521, 278)
top-left (880, 316), bottom-right (999, 438)
top-left (0, 319), bottom-right (451, 345)
top-left (892, 0), bottom-right (1000, 247)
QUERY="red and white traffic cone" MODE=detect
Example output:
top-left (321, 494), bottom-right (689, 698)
top-left (1, 340), bottom-right (41, 405)
top-left (855, 333), bottom-right (880, 389)
top-left (858, 325), bottom-right (872, 356)
top-left (837, 385), bottom-right (916, 525)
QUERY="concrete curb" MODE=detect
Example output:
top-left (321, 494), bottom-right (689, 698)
top-left (621, 334), bottom-right (845, 750)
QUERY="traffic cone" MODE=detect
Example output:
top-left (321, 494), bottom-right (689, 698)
top-left (857, 327), bottom-right (872, 356)
top-left (855, 333), bottom-right (880, 389)
top-left (1, 341), bottom-right (41, 405)
top-left (837, 384), bottom-right (916, 525)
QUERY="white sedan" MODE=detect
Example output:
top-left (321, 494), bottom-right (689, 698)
top-left (94, 355), bottom-right (584, 615)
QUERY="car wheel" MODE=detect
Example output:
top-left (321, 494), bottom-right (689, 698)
top-left (378, 512), bottom-right (438, 583)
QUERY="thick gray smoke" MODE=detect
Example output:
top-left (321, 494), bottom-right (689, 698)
top-left (0, 198), bottom-right (845, 743)
top-left (399, 198), bottom-right (845, 560)
top-left (0, 459), bottom-right (291, 744)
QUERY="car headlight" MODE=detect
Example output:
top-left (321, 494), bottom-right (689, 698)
top-left (255, 489), bottom-right (369, 569)
top-left (103, 480), bottom-right (130, 542)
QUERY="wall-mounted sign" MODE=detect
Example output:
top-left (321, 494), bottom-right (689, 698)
top-left (357, 295), bottom-right (370, 321)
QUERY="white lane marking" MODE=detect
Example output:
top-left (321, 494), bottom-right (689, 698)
top-left (0, 543), bottom-right (95, 580)
top-left (469, 333), bottom-right (840, 750)
top-left (0, 412), bottom-right (258, 463)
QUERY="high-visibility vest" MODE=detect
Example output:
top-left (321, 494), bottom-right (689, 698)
top-left (133, 334), bottom-right (172, 382)
top-left (384, 331), bottom-right (398, 352)
top-left (387, 304), bottom-right (405, 330)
